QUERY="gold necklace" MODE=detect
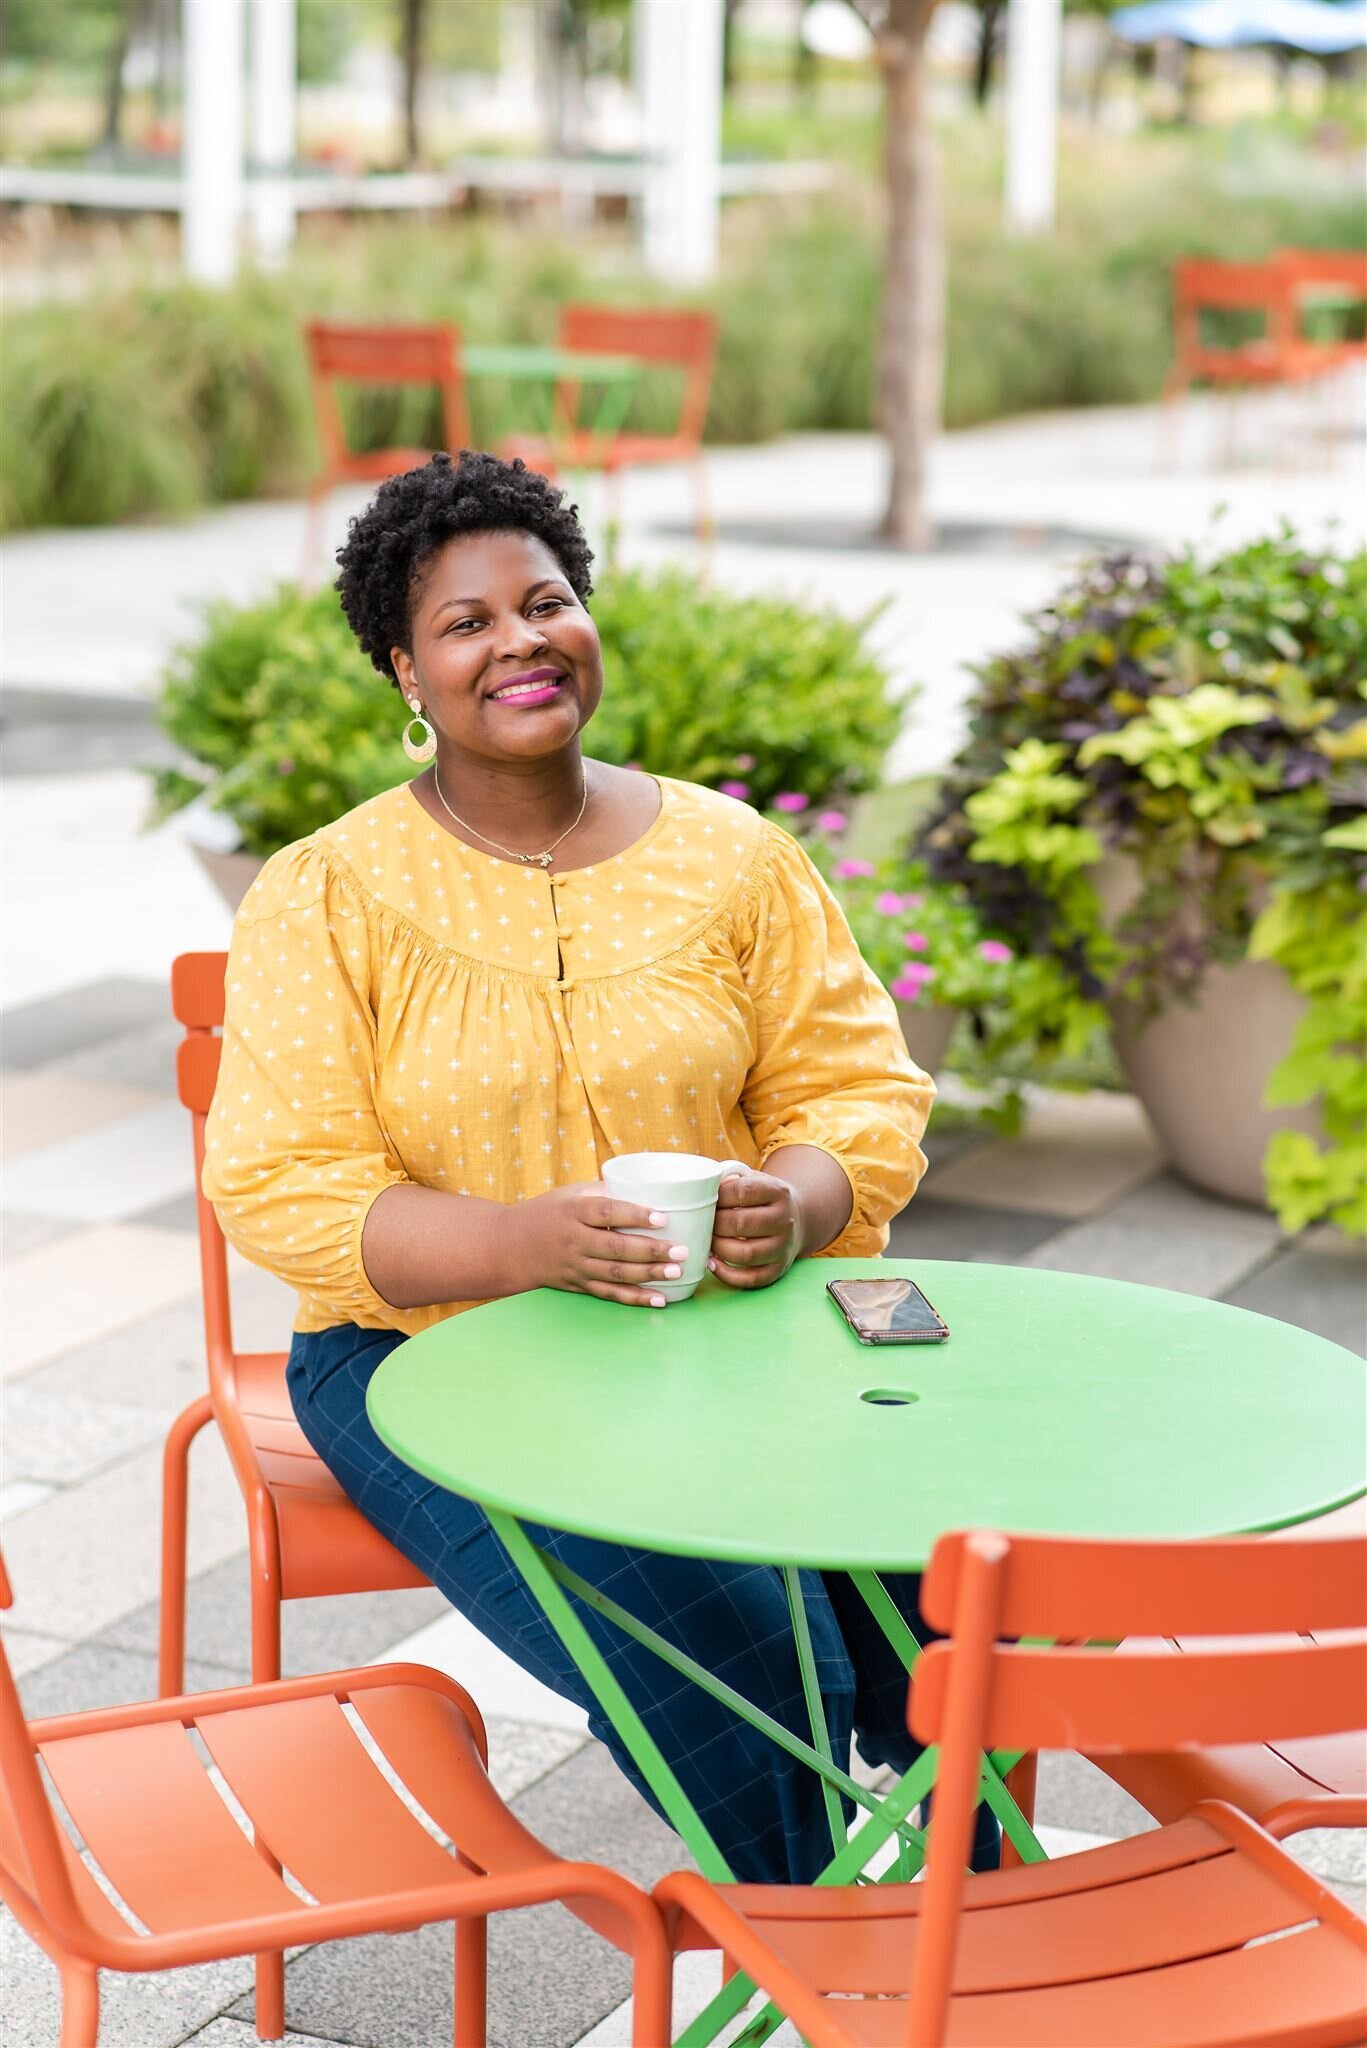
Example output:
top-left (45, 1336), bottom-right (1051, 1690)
top-left (432, 765), bottom-right (589, 869)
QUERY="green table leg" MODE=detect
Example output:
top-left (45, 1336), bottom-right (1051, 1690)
top-left (782, 1566), bottom-right (848, 1861)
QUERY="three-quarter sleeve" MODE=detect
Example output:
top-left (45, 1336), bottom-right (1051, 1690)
top-left (202, 840), bottom-right (410, 1328)
top-left (736, 825), bottom-right (934, 1256)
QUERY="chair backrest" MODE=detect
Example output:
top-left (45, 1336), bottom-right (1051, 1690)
top-left (903, 1527), bottom-right (1367, 2044)
top-left (1276, 247), bottom-right (1367, 297)
top-left (559, 303), bottom-right (718, 444)
top-left (1172, 256), bottom-right (1297, 355)
top-left (304, 319), bottom-right (471, 474)
top-left (0, 1551), bottom-right (95, 1956)
top-left (170, 953), bottom-right (237, 1392)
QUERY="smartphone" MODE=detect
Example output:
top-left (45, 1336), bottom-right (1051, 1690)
top-left (827, 1276), bottom-right (950, 1345)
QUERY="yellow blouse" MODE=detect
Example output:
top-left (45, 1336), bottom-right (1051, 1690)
top-left (204, 776), bottom-right (934, 1335)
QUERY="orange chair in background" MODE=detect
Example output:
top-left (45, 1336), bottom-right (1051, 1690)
top-left (160, 951), bottom-right (431, 2038)
top-left (1278, 247), bottom-right (1367, 364)
top-left (1160, 257), bottom-right (1334, 467)
top-left (502, 304), bottom-right (718, 537)
top-left (0, 1554), bottom-right (672, 2048)
top-left (302, 319), bottom-right (471, 577)
top-left (657, 1527), bottom-right (1367, 2047)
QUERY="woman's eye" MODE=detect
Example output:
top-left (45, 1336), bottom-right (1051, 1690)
top-left (530, 599), bottom-right (563, 616)
top-left (447, 618), bottom-right (479, 633)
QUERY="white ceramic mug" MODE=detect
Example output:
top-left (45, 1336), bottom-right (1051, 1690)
top-left (601, 1152), bottom-right (751, 1303)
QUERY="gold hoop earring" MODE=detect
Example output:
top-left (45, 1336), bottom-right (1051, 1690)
top-left (401, 703), bottom-right (437, 764)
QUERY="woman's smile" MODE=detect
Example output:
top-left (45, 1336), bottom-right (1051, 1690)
top-left (487, 667), bottom-right (567, 706)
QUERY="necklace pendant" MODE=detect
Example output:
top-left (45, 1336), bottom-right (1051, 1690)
top-left (534, 850), bottom-right (554, 868)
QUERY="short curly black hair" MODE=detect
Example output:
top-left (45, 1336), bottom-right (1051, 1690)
top-left (334, 450), bottom-right (595, 686)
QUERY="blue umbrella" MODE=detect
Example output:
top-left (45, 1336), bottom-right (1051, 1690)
top-left (1111, 0), bottom-right (1367, 49)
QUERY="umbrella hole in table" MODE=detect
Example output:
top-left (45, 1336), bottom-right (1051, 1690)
top-left (861, 1388), bottom-right (920, 1407)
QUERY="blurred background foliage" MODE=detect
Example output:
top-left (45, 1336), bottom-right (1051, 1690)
top-left (4, 115), bottom-right (1362, 531)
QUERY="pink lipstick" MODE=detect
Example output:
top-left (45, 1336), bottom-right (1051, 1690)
top-left (488, 667), bottom-right (566, 706)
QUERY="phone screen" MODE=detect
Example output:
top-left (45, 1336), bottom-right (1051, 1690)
top-left (828, 1277), bottom-right (948, 1341)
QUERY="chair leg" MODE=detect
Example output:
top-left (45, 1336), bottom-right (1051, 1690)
top-left (254, 1952), bottom-right (285, 2042)
top-left (999, 1752), bottom-right (1038, 1871)
top-left (454, 1914), bottom-right (488, 2048)
top-left (630, 1935), bottom-right (673, 2048)
top-left (159, 1393), bottom-right (214, 1696)
top-left (58, 1963), bottom-right (99, 2048)
top-left (299, 484), bottom-right (331, 590)
top-left (250, 1551), bottom-right (286, 2038)
top-left (691, 456), bottom-right (714, 548)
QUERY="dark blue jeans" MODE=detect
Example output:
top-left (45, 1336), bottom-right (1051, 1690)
top-left (288, 1321), bottom-right (1001, 1884)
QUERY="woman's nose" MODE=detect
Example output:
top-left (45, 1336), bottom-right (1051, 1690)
top-left (493, 617), bottom-right (549, 659)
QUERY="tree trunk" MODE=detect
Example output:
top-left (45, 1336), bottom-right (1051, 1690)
top-left (723, 0), bottom-right (744, 96)
top-left (401, 0), bottom-right (427, 165)
top-left (974, 0), bottom-right (1003, 104)
top-left (101, 0), bottom-right (142, 152)
top-left (877, 0), bottom-right (943, 550)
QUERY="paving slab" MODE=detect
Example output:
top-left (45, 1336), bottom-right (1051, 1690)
top-left (17, 1640), bottom-right (243, 1719)
top-left (923, 1091), bottom-right (1162, 1219)
top-left (1022, 1170), bottom-right (1283, 1299)
top-left (2, 1431), bottom-right (245, 1641)
top-left (0, 1209), bottom-right (75, 1261)
top-left (381, 1604), bottom-right (591, 1735)
top-left (180, 2023), bottom-right (353, 2048)
top-left (0, 1070), bottom-right (156, 1161)
top-left (2, 1380), bottom-right (169, 1487)
top-left (886, 1195), bottom-right (1066, 1265)
top-left (1224, 1244), bottom-right (1367, 1355)
top-left (0, 1624), bottom-right (72, 1678)
top-left (1035, 1749), bottom-right (1157, 1841)
top-left (0, 1478), bottom-right (54, 1520)
top-left (0, 1097), bottom-right (196, 1223)
top-left (97, 1551), bottom-right (450, 1681)
top-left (0, 975), bottom-right (168, 1069)
top-left (0, 1909), bottom-right (258, 2048)
top-left (0, 1221), bottom-right (203, 1379)
top-left (25, 1259), bottom-right (297, 1416)
top-left (44, 1014), bottom-right (184, 1094)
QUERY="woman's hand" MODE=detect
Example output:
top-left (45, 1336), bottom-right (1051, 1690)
top-left (708, 1170), bottom-right (803, 1291)
top-left (521, 1184), bottom-right (690, 1308)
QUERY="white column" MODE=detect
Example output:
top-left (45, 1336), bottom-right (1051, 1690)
top-left (637, 0), bottom-right (724, 283)
top-left (249, 0), bottom-right (296, 265)
top-left (182, 0), bottom-right (245, 284)
top-left (1003, 0), bottom-right (1062, 235)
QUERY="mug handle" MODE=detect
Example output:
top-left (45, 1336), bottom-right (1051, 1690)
top-left (715, 1158), bottom-right (752, 1183)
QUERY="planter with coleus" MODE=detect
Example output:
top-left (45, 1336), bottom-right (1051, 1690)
top-left (919, 533), bottom-right (1366, 1235)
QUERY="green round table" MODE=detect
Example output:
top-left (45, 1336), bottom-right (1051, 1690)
top-left (368, 1259), bottom-right (1364, 2045)
top-left (369, 1258), bottom-right (1364, 1572)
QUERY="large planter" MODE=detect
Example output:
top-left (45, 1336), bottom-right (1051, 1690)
top-left (191, 843), bottom-right (265, 912)
top-left (1095, 856), bottom-right (1321, 1209)
top-left (1109, 959), bottom-right (1321, 1209)
top-left (895, 1002), bottom-right (958, 1077)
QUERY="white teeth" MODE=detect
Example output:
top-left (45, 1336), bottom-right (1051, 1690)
top-left (493, 679), bottom-right (561, 700)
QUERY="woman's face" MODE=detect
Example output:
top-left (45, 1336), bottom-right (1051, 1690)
top-left (392, 529), bottom-right (603, 765)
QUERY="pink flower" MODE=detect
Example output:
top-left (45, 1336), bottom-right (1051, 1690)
top-left (774, 792), bottom-right (809, 813)
top-left (979, 939), bottom-right (1014, 964)
top-left (816, 809), bottom-right (849, 834)
top-left (874, 890), bottom-right (905, 916)
top-left (719, 779), bottom-right (751, 801)
top-left (901, 891), bottom-right (924, 909)
top-left (833, 857), bottom-right (876, 880)
top-left (891, 964), bottom-right (937, 1001)
top-left (733, 753), bottom-right (756, 772)
top-left (903, 931), bottom-right (929, 952)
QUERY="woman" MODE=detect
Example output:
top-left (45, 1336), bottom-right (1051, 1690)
top-left (205, 450), bottom-right (992, 1882)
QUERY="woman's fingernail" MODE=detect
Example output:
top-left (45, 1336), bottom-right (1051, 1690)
top-left (663, 1264), bottom-right (681, 1279)
top-left (649, 1211), bottom-right (668, 1226)
top-left (707, 1258), bottom-right (717, 1272)
top-left (650, 1294), bottom-right (667, 1308)
top-left (669, 1244), bottom-right (689, 1260)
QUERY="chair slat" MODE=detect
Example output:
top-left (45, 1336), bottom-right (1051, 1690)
top-left (40, 1723), bottom-right (297, 1931)
top-left (196, 1695), bottom-right (462, 1903)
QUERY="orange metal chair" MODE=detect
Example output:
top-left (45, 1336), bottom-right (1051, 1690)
top-left (656, 1527), bottom-right (1367, 2047)
top-left (1279, 247), bottom-right (1367, 360)
top-left (1160, 257), bottom-right (1334, 467)
top-left (302, 319), bottom-right (471, 577)
top-left (160, 950), bottom-right (431, 2036)
top-left (501, 304), bottom-right (718, 537)
top-left (0, 1553), bottom-right (671, 2048)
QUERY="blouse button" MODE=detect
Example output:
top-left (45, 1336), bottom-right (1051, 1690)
top-left (557, 926), bottom-right (573, 939)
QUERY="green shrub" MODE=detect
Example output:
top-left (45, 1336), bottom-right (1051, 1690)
top-left (150, 563), bottom-right (895, 854)
top-left (920, 532), bottom-right (1367, 1233)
